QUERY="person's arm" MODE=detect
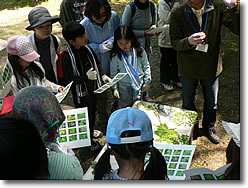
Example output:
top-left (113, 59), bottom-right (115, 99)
top-left (122, 5), bottom-right (132, 27)
top-left (62, 52), bottom-right (87, 86)
top-left (110, 56), bottom-right (119, 89)
top-left (101, 12), bottom-right (121, 50)
top-left (159, 0), bottom-right (180, 24)
top-left (169, 9), bottom-right (195, 51)
top-left (80, 19), bottom-right (102, 53)
top-left (222, 0), bottom-right (240, 35)
top-left (59, 0), bottom-right (74, 28)
top-left (140, 49), bottom-right (151, 84)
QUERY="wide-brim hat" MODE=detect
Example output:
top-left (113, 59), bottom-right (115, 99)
top-left (26, 6), bottom-right (60, 30)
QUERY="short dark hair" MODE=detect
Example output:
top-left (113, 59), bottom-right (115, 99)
top-left (62, 21), bottom-right (85, 42)
top-left (0, 117), bottom-right (49, 179)
top-left (84, 0), bottom-right (111, 23)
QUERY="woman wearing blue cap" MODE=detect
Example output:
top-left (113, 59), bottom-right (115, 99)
top-left (93, 108), bottom-right (168, 180)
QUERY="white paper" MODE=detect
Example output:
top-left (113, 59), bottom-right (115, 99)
top-left (0, 60), bottom-right (12, 97)
top-left (55, 81), bottom-right (73, 103)
top-left (94, 73), bottom-right (127, 94)
top-left (83, 143), bottom-right (196, 180)
top-left (59, 107), bottom-right (91, 149)
top-left (153, 143), bottom-right (196, 180)
top-left (222, 121), bottom-right (240, 147)
top-left (132, 101), bottom-right (197, 145)
top-left (184, 163), bottom-right (231, 180)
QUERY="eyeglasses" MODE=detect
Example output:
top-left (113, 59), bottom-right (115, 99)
top-left (93, 12), bottom-right (107, 20)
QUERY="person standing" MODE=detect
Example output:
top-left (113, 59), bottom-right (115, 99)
top-left (110, 26), bottom-right (151, 109)
top-left (59, 0), bottom-right (87, 28)
top-left (26, 6), bottom-right (61, 85)
top-left (169, 0), bottom-right (240, 144)
top-left (7, 35), bottom-right (64, 95)
top-left (62, 21), bottom-right (112, 150)
top-left (122, 0), bottom-right (157, 102)
top-left (80, 0), bottom-right (121, 132)
top-left (158, 0), bottom-right (182, 91)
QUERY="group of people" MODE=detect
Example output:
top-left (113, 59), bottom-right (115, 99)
top-left (0, 0), bottom-right (240, 180)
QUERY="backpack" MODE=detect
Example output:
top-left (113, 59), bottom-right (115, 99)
top-left (129, 1), bottom-right (156, 24)
top-left (57, 48), bottom-right (68, 80)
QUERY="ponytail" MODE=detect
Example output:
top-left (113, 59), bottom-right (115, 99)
top-left (141, 146), bottom-right (168, 180)
top-left (94, 148), bottom-right (112, 180)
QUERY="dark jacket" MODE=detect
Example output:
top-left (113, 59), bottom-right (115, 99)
top-left (59, 0), bottom-right (86, 28)
top-left (169, 0), bottom-right (239, 79)
top-left (62, 45), bottom-right (104, 106)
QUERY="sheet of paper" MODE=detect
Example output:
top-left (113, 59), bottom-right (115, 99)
top-left (0, 60), bottom-right (12, 97)
top-left (152, 143), bottom-right (196, 180)
top-left (55, 81), bottom-right (73, 103)
top-left (58, 107), bottom-right (91, 149)
top-left (222, 121), bottom-right (240, 147)
top-left (184, 163), bottom-right (231, 180)
top-left (83, 143), bottom-right (196, 180)
top-left (94, 73), bottom-right (127, 94)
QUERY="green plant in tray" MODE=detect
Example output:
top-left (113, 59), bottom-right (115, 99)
top-left (171, 111), bottom-right (197, 127)
top-left (154, 123), bottom-right (189, 144)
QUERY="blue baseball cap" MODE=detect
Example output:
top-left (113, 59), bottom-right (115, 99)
top-left (106, 108), bottom-right (153, 144)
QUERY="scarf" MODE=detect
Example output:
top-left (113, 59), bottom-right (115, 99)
top-left (68, 45), bottom-right (101, 103)
top-left (122, 48), bottom-right (141, 91)
top-left (11, 86), bottom-right (65, 147)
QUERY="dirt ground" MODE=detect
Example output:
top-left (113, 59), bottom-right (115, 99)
top-left (0, 0), bottom-right (240, 176)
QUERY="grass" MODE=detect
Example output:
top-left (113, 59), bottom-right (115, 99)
top-left (0, 0), bottom-right (240, 173)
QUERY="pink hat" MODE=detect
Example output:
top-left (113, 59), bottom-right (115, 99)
top-left (0, 95), bottom-right (15, 115)
top-left (7, 35), bottom-right (40, 62)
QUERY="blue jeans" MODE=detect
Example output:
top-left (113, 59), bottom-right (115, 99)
top-left (180, 76), bottom-right (219, 130)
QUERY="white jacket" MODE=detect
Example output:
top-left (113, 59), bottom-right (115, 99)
top-left (158, 0), bottom-right (181, 48)
top-left (11, 61), bottom-right (61, 95)
top-left (28, 33), bottom-right (61, 83)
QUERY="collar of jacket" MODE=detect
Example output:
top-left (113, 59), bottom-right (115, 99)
top-left (184, 0), bottom-right (214, 14)
top-left (134, 0), bottom-right (149, 10)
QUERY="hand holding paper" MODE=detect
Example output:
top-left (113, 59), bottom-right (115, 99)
top-left (102, 74), bottom-right (112, 84)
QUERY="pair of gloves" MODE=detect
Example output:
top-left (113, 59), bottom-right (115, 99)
top-left (99, 39), bottom-right (113, 53)
top-left (113, 83), bottom-right (151, 99)
top-left (86, 68), bottom-right (112, 83)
